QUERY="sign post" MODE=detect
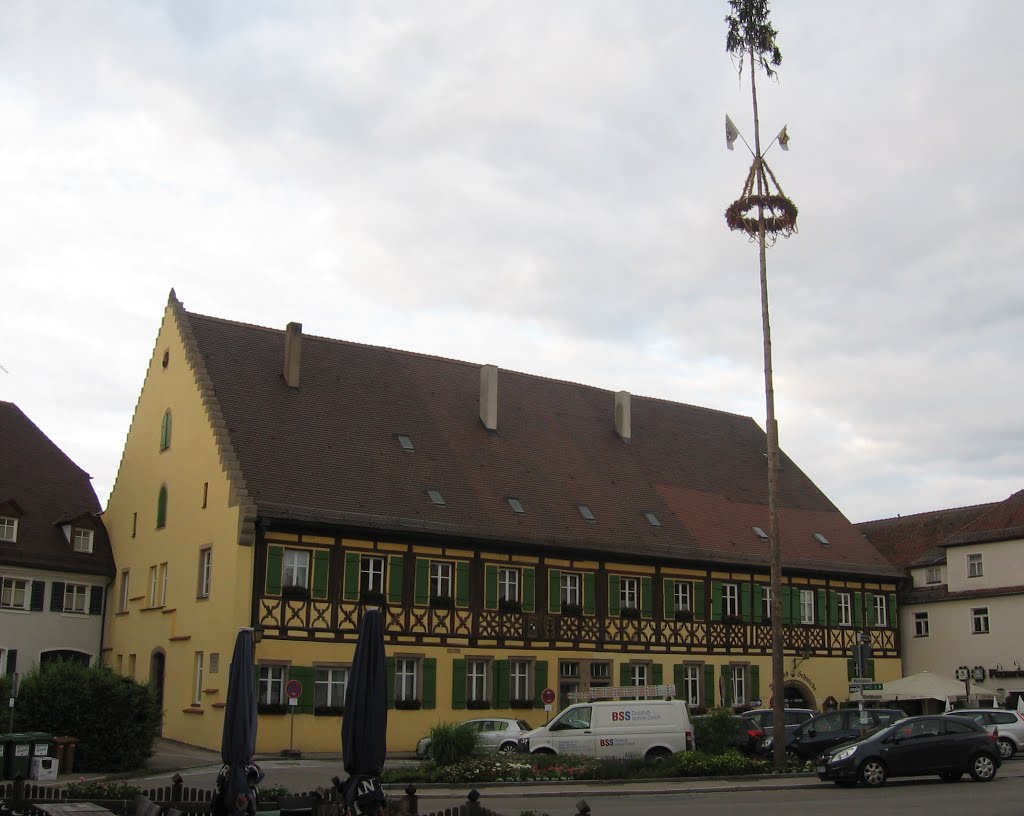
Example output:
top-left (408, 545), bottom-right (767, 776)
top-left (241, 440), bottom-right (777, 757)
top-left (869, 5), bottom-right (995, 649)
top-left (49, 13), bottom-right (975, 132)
top-left (541, 688), bottom-right (555, 723)
top-left (284, 679), bottom-right (303, 756)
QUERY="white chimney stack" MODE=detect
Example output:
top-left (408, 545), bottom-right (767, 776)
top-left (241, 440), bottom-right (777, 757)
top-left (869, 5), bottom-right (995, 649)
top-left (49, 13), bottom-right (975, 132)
top-left (615, 390), bottom-right (631, 441)
top-left (480, 364), bottom-right (498, 431)
top-left (283, 322), bottom-right (302, 388)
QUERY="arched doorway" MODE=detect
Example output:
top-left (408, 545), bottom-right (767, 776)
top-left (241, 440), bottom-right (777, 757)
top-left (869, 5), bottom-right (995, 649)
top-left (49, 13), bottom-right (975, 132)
top-left (150, 650), bottom-right (166, 734)
top-left (783, 681), bottom-right (815, 709)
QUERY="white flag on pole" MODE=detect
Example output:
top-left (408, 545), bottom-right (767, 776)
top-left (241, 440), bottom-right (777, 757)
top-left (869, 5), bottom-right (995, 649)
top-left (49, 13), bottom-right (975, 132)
top-left (725, 115), bottom-right (740, 151)
top-left (777, 125), bottom-right (790, 151)
top-left (944, 697), bottom-right (954, 712)
top-left (1017, 694), bottom-right (1024, 713)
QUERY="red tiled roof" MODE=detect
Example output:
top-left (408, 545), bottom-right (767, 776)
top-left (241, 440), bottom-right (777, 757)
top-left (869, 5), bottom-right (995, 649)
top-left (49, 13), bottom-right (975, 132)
top-left (944, 490), bottom-right (1024, 547)
top-left (0, 402), bottom-right (115, 577)
top-left (179, 301), bottom-right (900, 578)
top-left (856, 503), bottom-right (999, 569)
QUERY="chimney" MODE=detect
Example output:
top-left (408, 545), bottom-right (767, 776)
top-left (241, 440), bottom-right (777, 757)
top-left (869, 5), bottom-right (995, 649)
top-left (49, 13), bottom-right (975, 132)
top-left (283, 322), bottom-right (302, 388)
top-left (615, 390), bottom-right (631, 441)
top-left (480, 364), bottom-right (498, 430)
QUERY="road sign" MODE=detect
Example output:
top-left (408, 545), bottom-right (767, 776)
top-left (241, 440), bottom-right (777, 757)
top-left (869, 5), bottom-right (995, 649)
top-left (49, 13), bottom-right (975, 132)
top-left (541, 687), bottom-right (556, 705)
top-left (286, 679), bottom-right (303, 699)
top-left (851, 677), bottom-right (874, 683)
top-left (850, 683), bottom-right (883, 694)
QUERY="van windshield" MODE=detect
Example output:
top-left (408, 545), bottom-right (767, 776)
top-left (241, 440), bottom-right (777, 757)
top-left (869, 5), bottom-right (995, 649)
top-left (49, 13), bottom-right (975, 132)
top-left (551, 706), bottom-right (592, 731)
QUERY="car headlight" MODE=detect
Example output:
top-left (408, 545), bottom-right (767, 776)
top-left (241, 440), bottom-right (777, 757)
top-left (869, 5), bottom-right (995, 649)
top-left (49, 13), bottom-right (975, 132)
top-left (761, 737), bottom-right (773, 748)
top-left (831, 746), bottom-right (858, 763)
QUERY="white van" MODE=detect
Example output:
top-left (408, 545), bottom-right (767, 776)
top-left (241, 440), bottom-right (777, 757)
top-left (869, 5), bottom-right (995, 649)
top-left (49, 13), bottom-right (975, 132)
top-left (518, 699), bottom-right (693, 761)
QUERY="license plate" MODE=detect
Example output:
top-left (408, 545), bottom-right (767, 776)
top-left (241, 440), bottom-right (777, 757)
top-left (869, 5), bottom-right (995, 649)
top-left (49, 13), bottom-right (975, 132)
top-left (816, 765), bottom-right (827, 773)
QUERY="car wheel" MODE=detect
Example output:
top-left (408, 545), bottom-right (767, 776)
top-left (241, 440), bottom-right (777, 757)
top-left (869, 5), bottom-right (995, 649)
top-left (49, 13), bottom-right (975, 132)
top-left (784, 748), bottom-right (800, 763)
top-left (969, 753), bottom-right (997, 782)
top-left (498, 742), bottom-right (518, 754)
top-left (997, 738), bottom-right (1016, 760)
top-left (645, 747), bottom-right (672, 764)
top-left (858, 759), bottom-right (887, 788)
top-left (939, 771), bottom-right (962, 782)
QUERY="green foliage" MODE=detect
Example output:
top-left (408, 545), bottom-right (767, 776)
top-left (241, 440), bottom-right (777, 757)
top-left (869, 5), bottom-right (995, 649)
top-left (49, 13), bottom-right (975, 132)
top-left (693, 708), bottom-right (741, 755)
top-left (422, 722), bottom-right (480, 766)
top-left (0, 673), bottom-right (11, 703)
top-left (673, 749), bottom-right (771, 777)
top-left (259, 785), bottom-right (292, 801)
top-left (64, 781), bottom-right (143, 800)
top-left (725, 0), bottom-right (782, 77)
top-left (12, 660), bottom-right (162, 772)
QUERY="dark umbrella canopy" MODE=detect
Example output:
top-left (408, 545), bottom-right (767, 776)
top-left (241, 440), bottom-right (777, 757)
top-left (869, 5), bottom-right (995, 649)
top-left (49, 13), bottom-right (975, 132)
top-left (220, 627), bottom-right (258, 814)
top-left (343, 608), bottom-right (388, 777)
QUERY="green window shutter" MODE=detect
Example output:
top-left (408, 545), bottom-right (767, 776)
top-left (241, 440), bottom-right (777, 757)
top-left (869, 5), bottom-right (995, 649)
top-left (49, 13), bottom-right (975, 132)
top-left (522, 568), bottom-right (536, 612)
top-left (386, 657), bottom-right (395, 709)
top-left (533, 661), bottom-right (549, 707)
top-left (456, 562), bottom-right (471, 607)
top-left (829, 590), bottom-right (839, 625)
top-left (817, 589), bottom-right (827, 624)
top-left (452, 659), bottom-right (467, 709)
top-left (266, 546), bottom-right (284, 595)
top-left (641, 576), bottom-right (653, 618)
top-left (866, 593), bottom-right (876, 627)
top-left (160, 410), bottom-right (172, 450)
top-left (312, 550), bottom-right (330, 599)
top-left (750, 665), bottom-right (760, 701)
top-left (30, 580), bottom-right (45, 611)
top-left (289, 666), bottom-right (316, 714)
top-left (494, 660), bottom-right (511, 708)
top-left (652, 663), bottom-right (663, 686)
top-left (486, 564), bottom-right (499, 609)
top-left (720, 664), bottom-right (732, 707)
top-left (673, 664), bottom-right (685, 697)
top-left (547, 569), bottom-right (561, 614)
top-left (781, 586), bottom-right (792, 625)
top-left (663, 580), bottom-right (675, 618)
top-left (847, 658), bottom-right (856, 680)
top-left (620, 662), bottom-right (631, 685)
top-left (853, 591), bottom-right (864, 628)
top-left (740, 583), bottom-right (751, 619)
top-left (583, 573), bottom-right (595, 615)
top-left (423, 658), bottom-right (437, 709)
top-left (753, 585), bottom-right (764, 623)
top-left (694, 580), bottom-right (706, 621)
top-left (343, 552), bottom-right (360, 601)
top-left (156, 485), bottom-right (168, 528)
top-left (609, 575), bottom-right (621, 616)
top-left (415, 559), bottom-right (430, 605)
top-left (791, 587), bottom-right (802, 624)
top-left (704, 664), bottom-right (715, 707)
top-left (50, 582), bottom-right (65, 612)
top-left (88, 585), bottom-right (103, 615)
top-left (711, 581), bottom-right (722, 621)
top-left (867, 659), bottom-right (876, 681)
top-left (888, 593), bottom-right (897, 629)
top-left (388, 555), bottom-right (404, 605)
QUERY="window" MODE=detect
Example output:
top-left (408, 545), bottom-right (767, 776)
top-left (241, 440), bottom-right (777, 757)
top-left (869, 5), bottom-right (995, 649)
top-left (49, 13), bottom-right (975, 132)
top-left (0, 577), bottom-right (29, 609)
top-left (430, 561), bottom-right (453, 600)
top-left (925, 567), bottom-right (941, 584)
top-left (202, 482), bottom-right (208, 509)
top-left (645, 512), bottom-right (661, 527)
top-left (0, 517), bottom-right (17, 543)
top-left (395, 658), bottom-right (419, 703)
top-left (156, 485), bottom-right (168, 529)
top-left (148, 566), bottom-right (159, 606)
top-left (315, 667), bottom-right (349, 708)
top-left (682, 664), bottom-right (701, 706)
top-left (730, 665), bottom-right (746, 706)
top-left (508, 497), bottom-right (525, 514)
top-left (427, 489), bottom-right (445, 506)
top-left (837, 592), bottom-right (852, 626)
top-left (673, 581), bottom-right (691, 613)
top-left (397, 434), bottom-right (414, 452)
top-left (629, 663), bottom-right (649, 693)
top-left (560, 661), bottom-right (580, 678)
top-left (800, 589), bottom-right (815, 624)
top-left (467, 659), bottom-right (490, 704)
top-left (198, 548), bottom-right (212, 599)
top-left (577, 504), bottom-right (595, 521)
top-left (159, 562), bottom-right (168, 606)
top-left (258, 665), bottom-right (285, 705)
top-left (591, 661), bottom-right (611, 681)
top-left (193, 652), bottom-right (204, 706)
top-left (968, 554), bottom-right (983, 578)
top-left (873, 594), bottom-right (887, 627)
top-left (131, 512), bottom-right (137, 538)
top-left (361, 555), bottom-right (385, 594)
top-left (761, 586), bottom-right (772, 620)
top-left (971, 607), bottom-right (990, 634)
top-left (498, 567), bottom-right (520, 603)
top-left (63, 583), bottom-right (88, 613)
top-left (561, 572), bottom-right (581, 606)
top-left (723, 583), bottom-right (739, 617)
top-left (283, 549), bottom-right (310, 590)
top-left (160, 410), bottom-right (172, 451)
top-left (510, 660), bottom-right (531, 701)
top-left (119, 569), bottom-right (130, 613)
top-left (620, 577), bottom-right (639, 611)
top-left (72, 528), bottom-right (94, 553)
top-left (914, 611), bottom-right (929, 637)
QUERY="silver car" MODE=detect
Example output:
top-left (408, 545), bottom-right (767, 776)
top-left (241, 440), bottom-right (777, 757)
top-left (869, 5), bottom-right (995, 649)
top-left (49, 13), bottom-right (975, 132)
top-left (944, 708), bottom-right (1024, 760)
top-left (416, 717), bottom-right (534, 757)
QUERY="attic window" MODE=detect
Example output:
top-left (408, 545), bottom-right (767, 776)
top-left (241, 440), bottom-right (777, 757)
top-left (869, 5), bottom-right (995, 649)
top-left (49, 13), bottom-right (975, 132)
top-left (72, 528), bottom-right (95, 554)
top-left (0, 516), bottom-right (18, 543)
top-left (397, 435), bottom-right (414, 452)
top-left (508, 497), bottom-right (525, 514)
top-left (577, 504), bottom-right (596, 522)
top-left (427, 489), bottom-right (445, 506)
top-left (644, 512), bottom-right (662, 527)
top-left (814, 532), bottom-right (830, 546)
top-left (752, 526), bottom-right (769, 541)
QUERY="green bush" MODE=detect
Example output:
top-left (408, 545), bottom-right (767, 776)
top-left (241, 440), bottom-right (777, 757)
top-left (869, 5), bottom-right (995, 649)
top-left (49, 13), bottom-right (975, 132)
top-left (673, 749), bottom-right (771, 776)
top-left (693, 707), bottom-right (742, 754)
top-left (64, 781), bottom-right (143, 800)
top-left (12, 660), bottom-right (162, 772)
top-left (422, 722), bottom-right (480, 766)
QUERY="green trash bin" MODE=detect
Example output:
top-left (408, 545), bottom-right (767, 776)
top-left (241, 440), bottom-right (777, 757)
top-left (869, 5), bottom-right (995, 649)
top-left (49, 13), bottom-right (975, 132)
top-left (3, 733), bottom-right (33, 780)
top-left (0, 733), bottom-right (11, 780)
top-left (26, 732), bottom-right (53, 759)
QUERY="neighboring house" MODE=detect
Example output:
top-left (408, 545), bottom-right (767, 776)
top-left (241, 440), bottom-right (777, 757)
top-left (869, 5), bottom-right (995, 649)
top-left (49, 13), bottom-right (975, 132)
top-left (103, 291), bottom-right (903, 753)
top-left (0, 402), bottom-right (115, 679)
top-left (859, 491), bottom-right (1024, 703)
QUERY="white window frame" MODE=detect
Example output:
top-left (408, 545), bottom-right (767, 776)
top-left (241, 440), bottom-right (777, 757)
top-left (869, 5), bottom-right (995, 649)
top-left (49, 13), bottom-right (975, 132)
top-left (873, 594), bottom-right (887, 627)
top-left (63, 583), bottom-right (88, 614)
top-left (971, 606), bottom-right (990, 634)
top-left (315, 666), bottom-right (349, 708)
top-left (673, 581), bottom-right (691, 613)
top-left (730, 665), bottom-right (746, 706)
top-left (258, 665), bottom-right (286, 705)
top-left (158, 562), bottom-right (168, 606)
top-left (0, 517), bottom-right (17, 543)
top-left (629, 663), bottom-right (649, 697)
top-left (0, 577), bottom-right (29, 610)
top-left (283, 549), bottom-right (311, 590)
top-left (430, 561), bottom-right (453, 599)
top-left (467, 659), bottom-right (490, 704)
top-left (119, 569), bottom-right (130, 613)
top-left (838, 592), bottom-right (852, 626)
top-left (72, 528), bottom-right (94, 553)
top-left (723, 583), bottom-right (739, 617)
top-left (148, 565), bottom-right (158, 607)
top-left (914, 611), bottom-right (929, 637)
top-left (498, 567), bottom-right (520, 603)
top-left (925, 567), bottom-right (941, 585)
top-left (800, 589), bottom-right (814, 624)
top-left (761, 586), bottom-right (772, 620)
top-left (198, 548), bottom-right (212, 599)
top-left (682, 664), bottom-right (701, 706)
top-left (193, 652), bottom-right (204, 706)
top-left (395, 657), bottom-right (419, 702)
top-left (510, 660), bottom-right (530, 701)
top-left (361, 555), bottom-right (386, 594)
top-left (620, 577), bottom-right (639, 611)
top-left (561, 572), bottom-right (582, 606)
top-left (967, 554), bottom-right (983, 578)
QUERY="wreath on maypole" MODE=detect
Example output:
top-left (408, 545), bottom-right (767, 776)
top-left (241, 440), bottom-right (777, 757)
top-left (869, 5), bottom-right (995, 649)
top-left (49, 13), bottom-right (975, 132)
top-left (725, 157), bottom-right (798, 243)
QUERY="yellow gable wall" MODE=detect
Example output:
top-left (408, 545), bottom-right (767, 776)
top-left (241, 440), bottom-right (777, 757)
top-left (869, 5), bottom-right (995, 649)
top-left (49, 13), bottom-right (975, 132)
top-left (104, 303), bottom-right (253, 748)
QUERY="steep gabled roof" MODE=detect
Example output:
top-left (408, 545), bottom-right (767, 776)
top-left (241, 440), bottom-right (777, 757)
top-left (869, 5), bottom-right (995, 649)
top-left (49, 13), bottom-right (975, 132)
top-left (0, 402), bottom-right (115, 578)
top-left (177, 296), bottom-right (899, 578)
top-left (944, 490), bottom-right (1024, 548)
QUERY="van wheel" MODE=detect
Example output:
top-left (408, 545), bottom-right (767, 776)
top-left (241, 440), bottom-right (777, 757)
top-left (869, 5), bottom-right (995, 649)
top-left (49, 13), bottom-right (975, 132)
top-left (645, 747), bottom-right (672, 764)
top-left (532, 748), bottom-right (556, 756)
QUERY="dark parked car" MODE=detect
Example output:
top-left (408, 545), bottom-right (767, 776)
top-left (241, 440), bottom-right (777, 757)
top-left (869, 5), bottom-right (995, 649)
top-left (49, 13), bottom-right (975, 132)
top-left (740, 707), bottom-right (815, 739)
top-left (763, 707), bottom-right (906, 761)
top-left (816, 714), bottom-right (1000, 787)
top-left (693, 714), bottom-right (764, 756)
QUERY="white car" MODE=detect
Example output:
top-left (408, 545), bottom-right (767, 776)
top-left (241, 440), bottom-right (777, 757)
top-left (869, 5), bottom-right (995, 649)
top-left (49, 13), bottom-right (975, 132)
top-left (416, 717), bottom-right (534, 757)
top-left (944, 708), bottom-right (1024, 759)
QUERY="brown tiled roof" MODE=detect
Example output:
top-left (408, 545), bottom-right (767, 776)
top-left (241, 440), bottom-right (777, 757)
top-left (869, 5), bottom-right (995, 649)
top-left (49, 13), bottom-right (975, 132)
top-left (856, 504), bottom-right (996, 570)
top-left (944, 490), bottom-right (1024, 547)
top-left (179, 299), bottom-right (900, 578)
top-left (0, 402), bottom-right (115, 578)
top-left (902, 583), bottom-right (1024, 607)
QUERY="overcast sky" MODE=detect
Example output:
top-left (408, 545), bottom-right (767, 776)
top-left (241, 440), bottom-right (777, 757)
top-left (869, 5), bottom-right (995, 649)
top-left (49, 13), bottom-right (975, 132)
top-left (2, 1), bottom-right (1021, 524)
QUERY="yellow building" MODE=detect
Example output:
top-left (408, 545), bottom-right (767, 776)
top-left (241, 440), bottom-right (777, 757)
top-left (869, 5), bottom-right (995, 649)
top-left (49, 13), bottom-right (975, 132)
top-left (103, 292), bottom-right (902, 753)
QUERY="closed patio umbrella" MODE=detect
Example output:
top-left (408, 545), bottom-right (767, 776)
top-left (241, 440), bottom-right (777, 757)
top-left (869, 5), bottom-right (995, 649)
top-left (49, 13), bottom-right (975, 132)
top-left (214, 627), bottom-right (259, 816)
